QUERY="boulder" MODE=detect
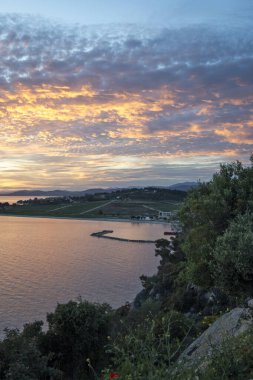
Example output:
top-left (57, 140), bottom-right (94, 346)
top-left (179, 307), bottom-right (253, 364)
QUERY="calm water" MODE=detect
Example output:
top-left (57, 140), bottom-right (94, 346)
top-left (0, 216), bottom-right (169, 335)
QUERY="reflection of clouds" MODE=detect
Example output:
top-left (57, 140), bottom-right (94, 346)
top-left (0, 14), bottom-right (252, 189)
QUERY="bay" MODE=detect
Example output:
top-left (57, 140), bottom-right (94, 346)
top-left (0, 216), bottom-right (169, 335)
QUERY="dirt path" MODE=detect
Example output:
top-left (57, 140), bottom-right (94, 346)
top-left (48, 204), bottom-right (73, 212)
top-left (79, 200), bottom-right (115, 215)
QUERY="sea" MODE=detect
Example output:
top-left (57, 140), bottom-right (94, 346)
top-left (0, 216), bottom-right (170, 336)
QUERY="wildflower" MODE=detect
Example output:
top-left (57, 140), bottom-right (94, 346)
top-left (109, 372), bottom-right (120, 379)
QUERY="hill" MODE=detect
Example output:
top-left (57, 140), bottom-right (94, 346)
top-left (168, 181), bottom-right (199, 191)
top-left (1, 183), bottom-right (194, 197)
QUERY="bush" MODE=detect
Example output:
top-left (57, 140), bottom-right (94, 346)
top-left (105, 311), bottom-right (195, 379)
top-left (212, 212), bottom-right (253, 295)
top-left (43, 300), bottom-right (112, 378)
top-left (179, 157), bottom-right (253, 288)
top-left (0, 322), bottom-right (61, 380)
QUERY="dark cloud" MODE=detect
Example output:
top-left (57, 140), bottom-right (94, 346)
top-left (0, 15), bottom-right (252, 93)
top-left (0, 14), bottom-right (252, 188)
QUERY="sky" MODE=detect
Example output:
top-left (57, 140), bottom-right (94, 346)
top-left (0, 1), bottom-right (252, 191)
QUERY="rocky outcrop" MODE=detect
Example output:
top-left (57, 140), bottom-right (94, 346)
top-left (181, 285), bottom-right (235, 316)
top-left (179, 306), bottom-right (253, 365)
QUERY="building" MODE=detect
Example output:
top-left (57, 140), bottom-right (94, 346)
top-left (158, 211), bottom-right (172, 220)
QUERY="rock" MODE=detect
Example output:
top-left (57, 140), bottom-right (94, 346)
top-left (179, 307), bottom-right (253, 364)
top-left (203, 290), bottom-right (216, 305)
top-left (181, 285), bottom-right (234, 314)
top-left (248, 299), bottom-right (253, 309)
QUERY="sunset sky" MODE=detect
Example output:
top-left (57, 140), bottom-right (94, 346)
top-left (0, 1), bottom-right (252, 191)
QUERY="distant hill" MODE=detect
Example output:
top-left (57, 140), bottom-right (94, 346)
top-left (2, 190), bottom-right (70, 196)
top-left (168, 182), bottom-right (199, 191)
top-left (1, 183), bottom-right (198, 197)
top-left (0, 188), bottom-right (112, 197)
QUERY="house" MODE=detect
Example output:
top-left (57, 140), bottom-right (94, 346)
top-left (158, 211), bottom-right (172, 220)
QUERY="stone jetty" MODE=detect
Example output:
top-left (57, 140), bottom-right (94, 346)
top-left (90, 230), bottom-right (155, 243)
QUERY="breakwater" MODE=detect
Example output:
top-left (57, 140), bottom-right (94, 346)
top-left (90, 230), bottom-right (156, 243)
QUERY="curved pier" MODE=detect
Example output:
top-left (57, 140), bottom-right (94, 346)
top-left (90, 230), bottom-right (155, 243)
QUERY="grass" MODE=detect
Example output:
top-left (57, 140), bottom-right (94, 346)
top-left (0, 199), bottom-right (182, 219)
top-left (0, 200), bottom-right (109, 218)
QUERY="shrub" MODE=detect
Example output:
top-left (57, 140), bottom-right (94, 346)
top-left (105, 311), bottom-right (195, 379)
top-left (212, 212), bottom-right (253, 295)
top-left (43, 300), bottom-right (112, 378)
top-left (0, 322), bottom-right (61, 380)
top-left (179, 157), bottom-right (253, 288)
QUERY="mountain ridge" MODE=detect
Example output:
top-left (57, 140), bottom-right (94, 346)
top-left (0, 182), bottom-right (199, 197)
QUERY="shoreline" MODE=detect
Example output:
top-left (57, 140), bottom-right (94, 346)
top-left (0, 213), bottom-right (170, 225)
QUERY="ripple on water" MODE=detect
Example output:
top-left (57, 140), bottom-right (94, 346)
top-left (0, 216), bottom-right (170, 335)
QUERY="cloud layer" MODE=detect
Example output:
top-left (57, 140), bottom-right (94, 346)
top-left (0, 14), bottom-right (252, 190)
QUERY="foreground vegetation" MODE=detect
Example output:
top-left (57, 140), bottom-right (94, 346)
top-left (1, 157), bottom-right (253, 379)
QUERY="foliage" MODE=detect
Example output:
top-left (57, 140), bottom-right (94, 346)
top-left (105, 310), bottom-right (195, 380)
top-left (203, 328), bottom-right (253, 379)
top-left (0, 322), bottom-right (61, 380)
top-left (179, 157), bottom-right (253, 287)
top-left (138, 237), bottom-right (187, 314)
top-left (43, 300), bottom-right (112, 379)
top-left (3, 157), bottom-right (253, 378)
top-left (0, 300), bottom-right (112, 379)
top-left (212, 212), bottom-right (253, 294)
top-left (112, 187), bottom-right (186, 202)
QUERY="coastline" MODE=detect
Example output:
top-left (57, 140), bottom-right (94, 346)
top-left (0, 213), bottom-right (169, 225)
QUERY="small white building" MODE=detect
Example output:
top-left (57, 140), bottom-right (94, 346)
top-left (158, 211), bottom-right (172, 219)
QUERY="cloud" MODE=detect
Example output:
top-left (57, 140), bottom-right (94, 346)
top-left (0, 14), bottom-right (252, 189)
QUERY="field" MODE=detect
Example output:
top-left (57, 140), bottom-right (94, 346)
top-left (0, 199), bottom-right (181, 220)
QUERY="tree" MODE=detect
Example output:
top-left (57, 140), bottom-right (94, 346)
top-left (179, 157), bottom-right (253, 287)
top-left (212, 213), bottom-right (253, 294)
top-left (0, 322), bottom-right (61, 380)
top-left (43, 300), bottom-right (112, 378)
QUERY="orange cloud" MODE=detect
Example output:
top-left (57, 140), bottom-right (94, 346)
top-left (0, 83), bottom-right (176, 133)
top-left (215, 125), bottom-right (253, 144)
top-left (0, 82), bottom-right (251, 190)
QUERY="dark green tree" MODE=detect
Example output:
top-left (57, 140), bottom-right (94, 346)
top-left (212, 212), bottom-right (253, 294)
top-left (179, 157), bottom-right (253, 287)
top-left (43, 300), bottom-right (112, 379)
top-left (0, 322), bottom-right (61, 380)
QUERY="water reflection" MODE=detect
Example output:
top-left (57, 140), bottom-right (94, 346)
top-left (0, 217), bottom-right (168, 334)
